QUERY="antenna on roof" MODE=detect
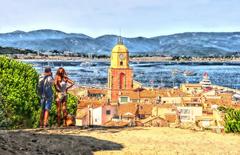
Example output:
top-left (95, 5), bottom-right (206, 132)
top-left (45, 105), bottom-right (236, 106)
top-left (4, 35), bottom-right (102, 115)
top-left (118, 28), bottom-right (123, 44)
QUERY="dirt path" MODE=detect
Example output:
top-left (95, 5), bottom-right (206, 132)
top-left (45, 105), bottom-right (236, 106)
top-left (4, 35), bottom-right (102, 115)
top-left (1, 127), bottom-right (240, 155)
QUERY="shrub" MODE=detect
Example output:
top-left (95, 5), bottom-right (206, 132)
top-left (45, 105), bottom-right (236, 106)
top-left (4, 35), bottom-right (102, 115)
top-left (218, 106), bottom-right (240, 133)
top-left (0, 56), bottom-right (40, 129)
top-left (224, 108), bottom-right (240, 133)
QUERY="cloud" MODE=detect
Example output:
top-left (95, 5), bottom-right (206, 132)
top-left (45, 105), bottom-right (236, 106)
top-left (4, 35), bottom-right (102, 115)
top-left (0, 0), bottom-right (239, 37)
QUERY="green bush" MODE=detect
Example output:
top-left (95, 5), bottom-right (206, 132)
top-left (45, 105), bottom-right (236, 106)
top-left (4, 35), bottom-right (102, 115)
top-left (0, 56), bottom-right (40, 129)
top-left (224, 108), bottom-right (240, 133)
top-left (219, 106), bottom-right (240, 133)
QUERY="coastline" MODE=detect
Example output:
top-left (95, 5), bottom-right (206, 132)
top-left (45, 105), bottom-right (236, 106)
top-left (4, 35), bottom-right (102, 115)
top-left (16, 55), bottom-right (240, 63)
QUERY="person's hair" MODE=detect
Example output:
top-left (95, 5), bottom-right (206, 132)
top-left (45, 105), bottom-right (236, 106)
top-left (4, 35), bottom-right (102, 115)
top-left (44, 67), bottom-right (51, 73)
top-left (55, 67), bottom-right (67, 79)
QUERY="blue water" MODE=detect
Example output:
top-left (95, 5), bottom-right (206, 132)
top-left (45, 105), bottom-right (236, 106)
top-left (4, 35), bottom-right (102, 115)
top-left (22, 60), bottom-right (240, 89)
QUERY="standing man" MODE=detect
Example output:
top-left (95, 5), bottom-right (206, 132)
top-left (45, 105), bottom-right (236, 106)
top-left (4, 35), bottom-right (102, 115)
top-left (38, 67), bottom-right (54, 128)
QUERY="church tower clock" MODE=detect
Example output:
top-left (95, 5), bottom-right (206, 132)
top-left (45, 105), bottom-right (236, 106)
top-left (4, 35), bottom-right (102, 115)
top-left (108, 37), bottom-right (133, 102)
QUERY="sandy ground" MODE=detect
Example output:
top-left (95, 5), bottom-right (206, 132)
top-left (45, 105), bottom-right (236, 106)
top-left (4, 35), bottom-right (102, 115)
top-left (1, 127), bottom-right (240, 155)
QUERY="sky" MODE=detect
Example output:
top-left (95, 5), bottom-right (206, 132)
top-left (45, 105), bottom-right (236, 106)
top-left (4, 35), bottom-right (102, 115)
top-left (0, 0), bottom-right (239, 37)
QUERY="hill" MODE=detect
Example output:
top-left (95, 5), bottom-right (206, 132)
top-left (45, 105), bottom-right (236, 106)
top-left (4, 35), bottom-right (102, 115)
top-left (0, 46), bottom-right (36, 54)
top-left (1, 29), bottom-right (240, 56)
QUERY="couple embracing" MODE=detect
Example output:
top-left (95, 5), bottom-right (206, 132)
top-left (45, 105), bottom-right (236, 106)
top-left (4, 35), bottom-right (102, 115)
top-left (38, 67), bottom-right (74, 128)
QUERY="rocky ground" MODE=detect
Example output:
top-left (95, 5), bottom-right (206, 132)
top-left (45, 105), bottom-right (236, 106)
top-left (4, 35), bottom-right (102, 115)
top-left (1, 127), bottom-right (240, 155)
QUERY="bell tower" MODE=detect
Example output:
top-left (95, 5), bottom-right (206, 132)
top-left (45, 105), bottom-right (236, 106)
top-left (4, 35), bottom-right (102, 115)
top-left (108, 36), bottom-right (133, 102)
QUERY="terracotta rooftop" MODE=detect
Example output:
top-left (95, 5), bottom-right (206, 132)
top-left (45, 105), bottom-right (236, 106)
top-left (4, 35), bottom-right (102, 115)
top-left (138, 104), bottom-right (153, 115)
top-left (104, 121), bottom-right (129, 127)
top-left (118, 103), bottom-right (137, 116)
top-left (165, 113), bottom-right (177, 123)
top-left (88, 88), bottom-right (107, 95)
top-left (77, 99), bottom-right (107, 108)
top-left (139, 89), bottom-right (158, 98)
top-left (120, 89), bottom-right (161, 99)
top-left (76, 108), bottom-right (88, 119)
top-left (118, 103), bottom-right (154, 116)
top-left (155, 104), bottom-right (176, 109)
top-left (120, 90), bottom-right (139, 99)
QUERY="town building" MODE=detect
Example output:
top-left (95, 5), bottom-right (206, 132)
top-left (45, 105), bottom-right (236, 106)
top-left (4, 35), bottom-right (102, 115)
top-left (73, 37), bottom-right (236, 130)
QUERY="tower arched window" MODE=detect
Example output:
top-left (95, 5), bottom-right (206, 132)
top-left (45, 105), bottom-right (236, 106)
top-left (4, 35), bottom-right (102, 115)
top-left (120, 61), bottom-right (123, 66)
top-left (119, 73), bottom-right (125, 89)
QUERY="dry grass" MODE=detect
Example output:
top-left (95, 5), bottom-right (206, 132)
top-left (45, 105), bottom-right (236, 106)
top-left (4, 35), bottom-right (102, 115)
top-left (90, 127), bottom-right (240, 155)
top-left (1, 127), bottom-right (240, 155)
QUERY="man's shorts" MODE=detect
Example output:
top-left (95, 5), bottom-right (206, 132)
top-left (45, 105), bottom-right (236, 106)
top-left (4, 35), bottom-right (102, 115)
top-left (41, 98), bottom-right (52, 110)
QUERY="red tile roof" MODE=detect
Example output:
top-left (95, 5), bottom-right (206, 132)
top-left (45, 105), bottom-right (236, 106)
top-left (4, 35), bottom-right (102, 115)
top-left (118, 103), bottom-right (137, 116)
top-left (118, 103), bottom-right (153, 116)
top-left (77, 99), bottom-right (107, 108)
top-left (76, 108), bottom-right (88, 119)
top-left (104, 121), bottom-right (129, 127)
top-left (88, 88), bottom-right (107, 95)
top-left (165, 113), bottom-right (177, 123)
top-left (138, 104), bottom-right (153, 115)
top-left (120, 90), bottom-right (139, 99)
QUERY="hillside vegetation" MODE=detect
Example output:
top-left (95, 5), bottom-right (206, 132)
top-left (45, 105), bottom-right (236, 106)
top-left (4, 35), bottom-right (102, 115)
top-left (0, 46), bottom-right (36, 55)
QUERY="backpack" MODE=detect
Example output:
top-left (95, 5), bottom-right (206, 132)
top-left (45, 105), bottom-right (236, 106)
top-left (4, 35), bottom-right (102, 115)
top-left (38, 75), bottom-right (48, 98)
top-left (43, 76), bottom-right (53, 99)
top-left (38, 75), bottom-right (54, 99)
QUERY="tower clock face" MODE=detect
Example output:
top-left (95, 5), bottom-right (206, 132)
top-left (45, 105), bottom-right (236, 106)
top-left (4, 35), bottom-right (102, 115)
top-left (119, 54), bottom-right (125, 60)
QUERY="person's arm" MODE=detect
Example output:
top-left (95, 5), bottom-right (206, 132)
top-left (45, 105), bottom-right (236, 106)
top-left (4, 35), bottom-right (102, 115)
top-left (66, 77), bottom-right (75, 91)
top-left (54, 78), bottom-right (61, 92)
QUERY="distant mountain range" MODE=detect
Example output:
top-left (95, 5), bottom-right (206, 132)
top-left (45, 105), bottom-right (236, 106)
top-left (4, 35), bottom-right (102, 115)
top-left (0, 29), bottom-right (240, 56)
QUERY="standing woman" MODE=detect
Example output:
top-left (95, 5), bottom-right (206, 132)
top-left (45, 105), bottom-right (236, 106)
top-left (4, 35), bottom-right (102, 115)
top-left (54, 67), bottom-right (74, 127)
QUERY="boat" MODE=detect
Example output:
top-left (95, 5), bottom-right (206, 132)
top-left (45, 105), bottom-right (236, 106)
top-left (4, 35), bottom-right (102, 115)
top-left (80, 61), bottom-right (97, 67)
top-left (183, 70), bottom-right (197, 76)
top-left (80, 61), bottom-right (91, 67)
top-left (200, 72), bottom-right (212, 89)
top-left (233, 93), bottom-right (240, 99)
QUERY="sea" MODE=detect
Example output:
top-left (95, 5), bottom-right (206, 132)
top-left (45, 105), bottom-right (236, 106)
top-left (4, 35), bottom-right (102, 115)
top-left (22, 60), bottom-right (240, 89)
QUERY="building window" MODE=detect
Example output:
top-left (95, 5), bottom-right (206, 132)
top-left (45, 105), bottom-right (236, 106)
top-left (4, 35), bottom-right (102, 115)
top-left (120, 61), bottom-right (123, 66)
top-left (193, 99), bottom-right (198, 102)
top-left (120, 96), bottom-right (128, 102)
top-left (106, 110), bottom-right (111, 115)
top-left (180, 116), bottom-right (190, 120)
top-left (180, 109), bottom-right (190, 114)
top-left (132, 99), bottom-right (139, 103)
